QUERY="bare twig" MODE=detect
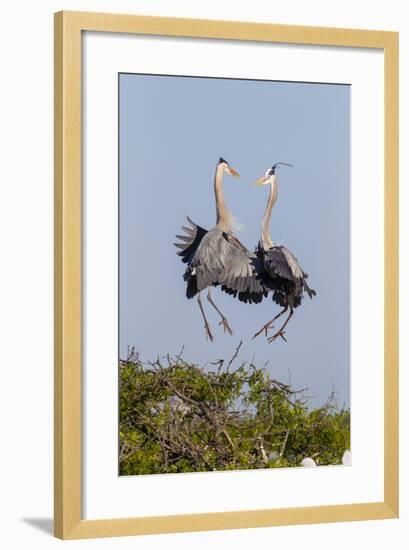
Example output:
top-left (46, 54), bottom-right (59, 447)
top-left (226, 340), bottom-right (243, 372)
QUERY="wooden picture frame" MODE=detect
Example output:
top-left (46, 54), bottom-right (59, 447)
top-left (54, 10), bottom-right (398, 539)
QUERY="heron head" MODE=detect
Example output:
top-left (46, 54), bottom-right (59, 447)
top-left (218, 157), bottom-right (240, 178)
top-left (255, 162), bottom-right (293, 186)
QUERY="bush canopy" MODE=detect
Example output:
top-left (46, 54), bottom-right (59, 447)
top-left (119, 344), bottom-right (350, 476)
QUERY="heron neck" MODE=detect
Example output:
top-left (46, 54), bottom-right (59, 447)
top-left (261, 178), bottom-right (277, 250)
top-left (214, 164), bottom-right (234, 232)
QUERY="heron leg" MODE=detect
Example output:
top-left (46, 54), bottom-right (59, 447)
top-left (252, 306), bottom-right (288, 340)
top-left (206, 288), bottom-right (233, 335)
top-left (267, 308), bottom-right (294, 343)
top-left (197, 293), bottom-right (214, 342)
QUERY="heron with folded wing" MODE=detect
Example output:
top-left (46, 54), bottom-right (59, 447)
top-left (252, 163), bottom-right (316, 343)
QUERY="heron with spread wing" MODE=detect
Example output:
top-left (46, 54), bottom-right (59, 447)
top-left (175, 158), bottom-right (266, 342)
top-left (252, 163), bottom-right (316, 343)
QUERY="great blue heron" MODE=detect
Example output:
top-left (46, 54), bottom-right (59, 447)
top-left (252, 163), bottom-right (316, 343)
top-left (175, 158), bottom-right (266, 342)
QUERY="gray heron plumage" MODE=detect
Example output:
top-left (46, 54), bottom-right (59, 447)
top-left (252, 163), bottom-right (316, 343)
top-left (175, 158), bottom-right (266, 341)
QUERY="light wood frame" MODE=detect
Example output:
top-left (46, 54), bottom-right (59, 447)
top-left (54, 10), bottom-right (399, 540)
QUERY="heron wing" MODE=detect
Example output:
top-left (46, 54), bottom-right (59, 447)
top-left (174, 216), bottom-right (208, 265)
top-left (176, 224), bottom-right (266, 302)
top-left (208, 232), bottom-right (267, 299)
top-left (263, 245), bottom-right (316, 304)
top-left (264, 245), bottom-right (304, 281)
top-left (224, 235), bottom-right (268, 301)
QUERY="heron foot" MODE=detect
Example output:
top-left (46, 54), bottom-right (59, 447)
top-left (204, 323), bottom-right (214, 343)
top-left (219, 318), bottom-right (233, 336)
top-left (267, 330), bottom-right (288, 344)
top-left (252, 321), bottom-right (274, 340)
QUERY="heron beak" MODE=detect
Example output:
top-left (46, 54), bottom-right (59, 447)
top-left (255, 176), bottom-right (269, 186)
top-left (228, 167), bottom-right (240, 178)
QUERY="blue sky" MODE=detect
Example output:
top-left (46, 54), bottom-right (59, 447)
top-left (119, 73), bottom-right (350, 407)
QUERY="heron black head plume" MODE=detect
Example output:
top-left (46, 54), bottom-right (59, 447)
top-left (219, 157), bottom-right (228, 165)
top-left (268, 162), bottom-right (293, 175)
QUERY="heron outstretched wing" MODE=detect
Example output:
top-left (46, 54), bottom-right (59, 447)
top-left (219, 233), bottom-right (268, 303)
top-left (174, 216), bottom-right (208, 265)
top-left (191, 230), bottom-right (267, 300)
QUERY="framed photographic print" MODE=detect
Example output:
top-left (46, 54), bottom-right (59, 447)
top-left (54, 11), bottom-right (399, 539)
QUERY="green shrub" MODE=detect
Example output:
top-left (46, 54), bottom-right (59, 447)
top-left (119, 345), bottom-right (350, 475)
